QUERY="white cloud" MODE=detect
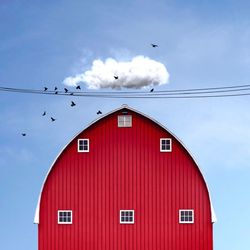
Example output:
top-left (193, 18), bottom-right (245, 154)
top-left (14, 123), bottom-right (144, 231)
top-left (63, 55), bottom-right (169, 89)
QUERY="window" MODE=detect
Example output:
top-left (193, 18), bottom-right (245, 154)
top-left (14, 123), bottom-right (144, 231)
top-left (160, 138), bottom-right (172, 152)
top-left (120, 210), bottom-right (134, 224)
top-left (58, 210), bottom-right (72, 224)
top-left (179, 209), bottom-right (194, 223)
top-left (118, 115), bottom-right (132, 127)
top-left (78, 139), bottom-right (89, 152)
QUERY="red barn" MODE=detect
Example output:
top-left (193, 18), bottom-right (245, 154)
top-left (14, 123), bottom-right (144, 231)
top-left (34, 105), bottom-right (216, 250)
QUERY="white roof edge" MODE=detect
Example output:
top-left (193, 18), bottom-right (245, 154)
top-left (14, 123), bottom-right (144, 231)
top-left (34, 104), bottom-right (216, 224)
top-left (211, 203), bottom-right (217, 223)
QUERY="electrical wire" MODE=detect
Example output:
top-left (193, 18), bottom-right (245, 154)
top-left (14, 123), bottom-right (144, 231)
top-left (1, 84), bottom-right (250, 99)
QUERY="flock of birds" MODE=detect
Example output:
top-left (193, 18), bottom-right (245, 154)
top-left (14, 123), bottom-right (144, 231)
top-left (21, 84), bottom-right (103, 136)
top-left (21, 43), bottom-right (158, 136)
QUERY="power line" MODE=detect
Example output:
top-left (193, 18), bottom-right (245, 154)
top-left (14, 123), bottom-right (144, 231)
top-left (1, 84), bottom-right (250, 99)
top-left (3, 83), bottom-right (250, 93)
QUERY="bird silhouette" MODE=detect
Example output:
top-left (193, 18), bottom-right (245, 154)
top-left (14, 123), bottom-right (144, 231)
top-left (150, 88), bottom-right (154, 92)
top-left (44, 87), bottom-right (48, 91)
top-left (64, 88), bottom-right (68, 93)
top-left (71, 101), bottom-right (76, 107)
top-left (97, 110), bottom-right (102, 115)
top-left (76, 85), bottom-right (81, 90)
top-left (55, 91), bottom-right (58, 94)
top-left (54, 87), bottom-right (58, 91)
top-left (51, 117), bottom-right (56, 122)
top-left (42, 111), bottom-right (46, 116)
top-left (114, 75), bottom-right (119, 80)
top-left (21, 133), bottom-right (26, 136)
top-left (151, 43), bottom-right (158, 48)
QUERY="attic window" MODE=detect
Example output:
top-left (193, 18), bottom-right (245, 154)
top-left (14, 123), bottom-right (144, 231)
top-left (118, 115), bottom-right (132, 127)
top-left (160, 138), bottom-right (172, 152)
top-left (120, 210), bottom-right (134, 224)
top-left (58, 210), bottom-right (72, 224)
top-left (78, 139), bottom-right (89, 152)
top-left (179, 209), bottom-right (194, 224)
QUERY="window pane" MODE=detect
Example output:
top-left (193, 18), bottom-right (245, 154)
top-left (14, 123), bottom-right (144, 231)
top-left (118, 115), bottom-right (132, 127)
top-left (120, 210), bottom-right (134, 224)
top-left (179, 210), bottom-right (193, 223)
top-left (58, 211), bottom-right (72, 224)
top-left (78, 139), bottom-right (89, 152)
top-left (161, 139), bottom-right (171, 151)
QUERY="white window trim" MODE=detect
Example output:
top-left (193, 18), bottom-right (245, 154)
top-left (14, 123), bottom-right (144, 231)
top-left (160, 138), bottom-right (172, 152)
top-left (78, 139), bottom-right (89, 152)
top-left (179, 209), bottom-right (194, 224)
top-left (118, 115), bottom-right (132, 127)
top-left (58, 210), bottom-right (73, 224)
top-left (120, 210), bottom-right (134, 224)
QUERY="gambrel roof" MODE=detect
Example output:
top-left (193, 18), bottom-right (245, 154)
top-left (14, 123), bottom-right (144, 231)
top-left (34, 104), bottom-right (216, 224)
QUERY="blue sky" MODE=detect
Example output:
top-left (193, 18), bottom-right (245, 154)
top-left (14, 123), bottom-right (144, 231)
top-left (1, 0), bottom-right (250, 249)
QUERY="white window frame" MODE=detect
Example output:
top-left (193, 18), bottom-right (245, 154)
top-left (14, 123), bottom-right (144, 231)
top-left (120, 210), bottom-right (134, 224)
top-left (160, 138), bottom-right (172, 152)
top-left (58, 210), bottom-right (73, 224)
top-left (179, 209), bottom-right (194, 224)
top-left (78, 139), bottom-right (89, 152)
top-left (118, 115), bottom-right (132, 127)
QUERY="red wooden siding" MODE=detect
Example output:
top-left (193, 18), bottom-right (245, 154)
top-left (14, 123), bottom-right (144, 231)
top-left (38, 107), bottom-right (213, 250)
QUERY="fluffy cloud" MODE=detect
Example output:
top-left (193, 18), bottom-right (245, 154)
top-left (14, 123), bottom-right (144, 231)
top-left (63, 56), bottom-right (169, 89)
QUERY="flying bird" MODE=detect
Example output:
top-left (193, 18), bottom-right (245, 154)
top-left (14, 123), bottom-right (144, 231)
top-left (55, 91), bottom-right (58, 94)
top-left (42, 111), bottom-right (46, 116)
top-left (76, 85), bottom-right (81, 90)
top-left (54, 87), bottom-right (58, 91)
top-left (64, 88), bottom-right (68, 93)
top-left (44, 87), bottom-right (48, 91)
top-left (151, 43), bottom-right (158, 48)
top-left (97, 110), bottom-right (102, 115)
top-left (51, 117), bottom-right (56, 122)
top-left (114, 75), bottom-right (119, 80)
top-left (150, 88), bottom-right (154, 92)
top-left (21, 133), bottom-right (26, 136)
top-left (71, 101), bottom-right (76, 107)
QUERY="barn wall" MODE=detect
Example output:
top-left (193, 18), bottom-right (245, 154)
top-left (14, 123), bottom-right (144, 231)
top-left (39, 109), bottom-right (213, 250)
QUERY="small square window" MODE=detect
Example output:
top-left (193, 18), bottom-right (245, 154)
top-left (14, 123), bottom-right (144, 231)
top-left (58, 210), bottom-right (72, 224)
top-left (78, 139), bottom-right (89, 152)
top-left (118, 115), bottom-right (132, 127)
top-left (179, 209), bottom-right (194, 224)
top-left (160, 138), bottom-right (172, 152)
top-left (120, 210), bottom-right (134, 224)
